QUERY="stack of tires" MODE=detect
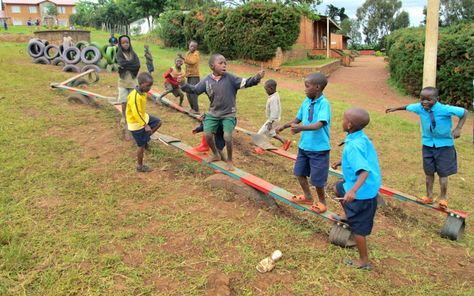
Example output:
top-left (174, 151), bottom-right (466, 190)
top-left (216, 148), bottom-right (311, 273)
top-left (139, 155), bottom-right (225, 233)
top-left (100, 44), bottom-right (120, 73)
top-left (27, 39), bottom-right (108, 74)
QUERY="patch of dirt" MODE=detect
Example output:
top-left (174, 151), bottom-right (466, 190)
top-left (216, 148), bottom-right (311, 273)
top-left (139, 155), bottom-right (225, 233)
top-left (206, 271), bottom-right (231, 296)
top-left (35, 196), bottom-right (62, 209)
top-left (145, 275), bottom-right (179, 293)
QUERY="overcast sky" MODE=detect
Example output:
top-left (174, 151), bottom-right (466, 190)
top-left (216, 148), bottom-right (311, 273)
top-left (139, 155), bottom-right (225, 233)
top-left (316, 0), bottom-right (426, 27)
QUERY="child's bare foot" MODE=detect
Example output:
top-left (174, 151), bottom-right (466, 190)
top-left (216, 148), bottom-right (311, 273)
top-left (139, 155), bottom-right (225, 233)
top-left (226, 160), bottom-right (234, 171)
top-left (205, 154), bottom-right (221, 163)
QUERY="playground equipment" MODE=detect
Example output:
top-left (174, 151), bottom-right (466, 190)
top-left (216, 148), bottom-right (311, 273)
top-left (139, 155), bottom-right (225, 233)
top-left (153, 92), bottom-right (468, 241)
top-left (50, 71), bottom-right (468, 241)
top-left (50, 71), bottom-right (355, 247)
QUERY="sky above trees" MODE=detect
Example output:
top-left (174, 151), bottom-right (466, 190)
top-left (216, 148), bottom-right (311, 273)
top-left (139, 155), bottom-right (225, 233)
top-left (318, 0), bottom-right (425, 26)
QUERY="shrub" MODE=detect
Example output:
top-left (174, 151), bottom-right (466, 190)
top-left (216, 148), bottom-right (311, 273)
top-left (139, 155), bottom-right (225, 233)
top-left (183, 9), bottom-right (209, 53)
top-left (158, 10), bottom-right (186, 48)
top-left (385, 23), bottom-right (473, 109)
top-left (202, 8), bottom-right (237, 59)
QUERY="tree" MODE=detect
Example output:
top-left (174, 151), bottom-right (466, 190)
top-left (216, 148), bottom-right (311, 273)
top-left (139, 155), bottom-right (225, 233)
top-left (45, 4), bottom-right (58, 17)
top-left (326, 4), bottom-right (348, 23)
top-left (392, 10), bottom-right (409, 30)
top-left (356, 0), bottom-right (405, 46)
top-left (222, 0), bottom-right (321, 6)
top-left (440, 0), bottom-right (474, 25)
top-left (339, 18), bottom-right (362, 46)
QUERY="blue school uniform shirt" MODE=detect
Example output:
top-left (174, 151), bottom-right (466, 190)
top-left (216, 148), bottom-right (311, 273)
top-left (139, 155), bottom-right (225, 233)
top-left (296, 95), bottom-right (331, 152)
top-left (406, 102), bottom-right (465, 147)
top-left (342, 130), bottom-right (381, 200)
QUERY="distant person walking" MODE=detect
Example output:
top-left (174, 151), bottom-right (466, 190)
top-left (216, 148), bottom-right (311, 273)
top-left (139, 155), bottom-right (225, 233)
top-left (35, 19), bottom-right (40, 30)
top-left (4, 21), bottom-right (8, 31)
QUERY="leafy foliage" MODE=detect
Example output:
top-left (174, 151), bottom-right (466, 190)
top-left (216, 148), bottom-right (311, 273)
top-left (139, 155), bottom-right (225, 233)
top-left (158, 10), bottom-right (186, 48)
top-left (385, 23), bottom-right (474, 109)
top-left (339, 18), bottom-right (362, 46)
top-left (160, 2), bottom-right (301, 61)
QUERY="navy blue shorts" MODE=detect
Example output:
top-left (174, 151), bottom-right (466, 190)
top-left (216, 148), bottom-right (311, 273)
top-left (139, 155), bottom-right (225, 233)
top-left (422, 145), bottom-right (457, 177)
top-left (146, 63), bottom-right (154, 73)
top-left (334, 181), bottom-right (377, 236)
top-left (131, 115), bottom-right (161, 147)
top-left (293, 148), bottom-right (329, 188)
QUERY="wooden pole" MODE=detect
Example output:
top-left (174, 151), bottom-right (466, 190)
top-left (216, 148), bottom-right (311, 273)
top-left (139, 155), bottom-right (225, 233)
top-left (422, 0), bottom-right (440, 88)
top-left (326, 17), bottom-right (330, 58)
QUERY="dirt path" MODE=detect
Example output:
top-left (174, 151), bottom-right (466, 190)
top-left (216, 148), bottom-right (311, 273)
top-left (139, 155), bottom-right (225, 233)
top-left (229, 55), bottom-right (472, 135)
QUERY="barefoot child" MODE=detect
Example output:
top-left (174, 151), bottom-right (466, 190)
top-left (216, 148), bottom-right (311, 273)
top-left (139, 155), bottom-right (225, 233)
top-left (180, 53), bottom-right (264, 170)
top-left (386, 86), bottom-right (467, 209)
top-left (257, 79), bottom-right (291, 150)
top-left (276, 73), bottom-right (330, 213)
top-left (157, 56), bottom-right (185, 106)
top-left (126, 72), bottom-right (162, 172)
top-left (116, 35), bottom-right (140, 127)
top-left (144, 44), bottom-right (154, 74)
top-left (332, 108), bottom-right (381, 270)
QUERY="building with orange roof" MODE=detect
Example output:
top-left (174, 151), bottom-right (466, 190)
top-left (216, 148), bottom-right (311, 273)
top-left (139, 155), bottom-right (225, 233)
top-left (1, 0), bottom-right (78, 26)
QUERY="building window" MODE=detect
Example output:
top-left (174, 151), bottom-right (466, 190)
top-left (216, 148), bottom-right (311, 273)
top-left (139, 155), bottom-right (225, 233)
top-left (72, 7), bottom-right (76, 14)
top-left (57, 6), bottom-right (66, 14)
top-left (11, 6), bottom-right (21, 13)
top-left (58, 19), bottom-right (67, 26)
top-left (29, 6), bottom-right (37, 13)
top-left (13, 20), bottom-right (23, 25)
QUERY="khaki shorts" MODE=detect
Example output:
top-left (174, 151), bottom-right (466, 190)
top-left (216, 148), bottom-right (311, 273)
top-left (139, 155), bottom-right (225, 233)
top-left (257, 120), bottom-right (278, 137)
top-left (117, 87), bottom-right (134, 104)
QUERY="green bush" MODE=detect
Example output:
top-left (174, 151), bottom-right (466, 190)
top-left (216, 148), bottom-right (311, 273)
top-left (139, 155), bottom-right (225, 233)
top-left (385, 23), bottom-right (473, 109)
top-left (158, 10), bottom-right (186, 48)
top-left (183, 9), bottom-right (209, 53)
top-left (158, 2), bottom-right (301, 61)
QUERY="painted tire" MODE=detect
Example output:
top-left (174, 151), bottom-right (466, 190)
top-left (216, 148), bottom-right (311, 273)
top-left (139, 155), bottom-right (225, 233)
top-left (105, 46), bottom-right (116, 64)
top-left (33, 56), bottom-right (50, 64)
top-left (106, 63), bottom-right (114, 73)
top-left (58, 44), bottom-right (65, 56)
top-left (100, 45), bottom-right (108, 58)
top-left (75, 41), bottom-right (89, 51)
top-left (40, 39), bottom-right (49, 46)
top-left (51, 57), bottom-right (65, 66)
top-left (62, 46), bottom-right (81, 64)
top-left (112, 63), bottom-right (119, 72)
top-left (27, 40), bottom-right (45, 58)
top-left (44, 44), bottom-right (60, 60)
top-left (81, 64), bottom-right (101, 73)
top-left (81, 46), bottom-right (102, 64)
top-left (63, 64), bottom-right (81, 73)
top-left (89, 42), bottom-right (102, 50)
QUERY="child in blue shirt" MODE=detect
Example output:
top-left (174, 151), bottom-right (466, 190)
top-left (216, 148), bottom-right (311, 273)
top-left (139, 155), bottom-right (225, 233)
top-left (276, 72), bottom-right (331, 213)
top-left (386, 87), bottom-right (467, 209)
top-left (332, 108), bottom-right (381, 270)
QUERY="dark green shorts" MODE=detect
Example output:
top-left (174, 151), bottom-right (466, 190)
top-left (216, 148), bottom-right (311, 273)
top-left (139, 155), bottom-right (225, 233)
top-left (203, 114), bottom-right (236, 134)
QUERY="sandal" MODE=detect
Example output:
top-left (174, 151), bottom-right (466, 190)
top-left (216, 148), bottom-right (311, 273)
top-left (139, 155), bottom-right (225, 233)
top-left (438, 200), bottom-right (448, 210)
top-left (344, 259), bottom-right (372, 271)
top-left (417, 196), bottom-right (433, 204)
top-left (290, 195), bottom-right (313, 205)
top-left (310, 202), bottom-right (327, 214)
top-left (256, 257), bottom-right (275, 273)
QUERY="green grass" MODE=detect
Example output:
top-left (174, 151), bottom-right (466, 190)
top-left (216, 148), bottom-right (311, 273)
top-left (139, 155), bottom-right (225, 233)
top-left (0, 31), bottom-right (473, 295)
top-left (282, 57), bottom-right (338, 67)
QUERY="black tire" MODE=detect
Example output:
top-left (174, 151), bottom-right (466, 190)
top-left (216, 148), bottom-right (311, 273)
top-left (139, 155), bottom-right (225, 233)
top-left (72, 78), bottom-right (89, 87)
top-left (75, 41), bottom-right (89, 51)
top-left (62, 47), bottom-right (81, 64)
top-left (40, 39), bottom-right (49, 46)
top-left (27, 40), bottom-right (45, 58)
top-left (58, 44), bottom-right (65, 56)
top-left (44, 44), bottom-right (60, 60)
top-left (51, 57), bottom-right (65, 66)
top-left (81, 64), bottom-right (101, 73)
top-left (63, 64), bottom-right (81, 73)
top-left (33, 56), bottom-right (50, 64)
top-left (80, 46), bottom-right (102, 64)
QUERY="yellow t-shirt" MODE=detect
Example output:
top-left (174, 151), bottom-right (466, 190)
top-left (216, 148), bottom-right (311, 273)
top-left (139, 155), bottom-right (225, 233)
top-left (126, 89), bottom-right (150, 131)
top-left (184, 51), bottom-right (200, 77)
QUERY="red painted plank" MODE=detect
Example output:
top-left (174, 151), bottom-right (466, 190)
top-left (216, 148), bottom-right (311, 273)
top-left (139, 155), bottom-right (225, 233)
top-left (185, 150), bottom-right (204, 163)
top-left (240, 175), bottom-right (275, 194)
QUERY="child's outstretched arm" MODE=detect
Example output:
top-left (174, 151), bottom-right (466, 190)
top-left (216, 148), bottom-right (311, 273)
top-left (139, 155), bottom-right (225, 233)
top-left (179, 76), bottom-right (206, 95)
top-left (276, 118), bottom-right (301, 134)
top-left (290, 121), bottom-right (326, 134)
top-left (452, 108), bottom-right (468, 138)
top-left (343, 170), bottom-right (369, 203)
top-left (385, 105), bottom-right (408, 113)
top-left (232, 70), bottom-right (265, 90)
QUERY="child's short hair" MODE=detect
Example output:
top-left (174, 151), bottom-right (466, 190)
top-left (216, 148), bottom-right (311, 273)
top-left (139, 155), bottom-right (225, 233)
top-left (175, 55), bottom-right (184, 62)
top-left (421, 86), bottom-right (439, 98)
top-left (306, 72), bottom-right (328, 90)
top-left (265, 79), bottom-right (277, 89)
top-left (137, 72), bottom-right (153, 84)
top-left (346, 108), bottom-right (370, 131)
top-left (208, 53), bottom-right (224, 68)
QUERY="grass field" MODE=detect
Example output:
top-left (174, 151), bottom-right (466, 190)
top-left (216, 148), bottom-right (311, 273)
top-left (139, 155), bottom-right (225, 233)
top-left (0, 29), bottom-right (473, 295)
top-left (281, 57), bottom-right (338, 67)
